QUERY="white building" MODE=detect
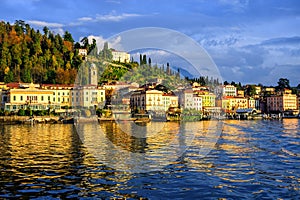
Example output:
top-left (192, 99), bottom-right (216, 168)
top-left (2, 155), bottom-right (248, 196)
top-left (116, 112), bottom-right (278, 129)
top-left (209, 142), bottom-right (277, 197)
top-left (72, 85), bottom-right (105, 108)
top-left (221, 85), bottom-right (237, 97)
top-left (193, 95), bottom-right (202, 111)
top-left (111, 50), bottom-right (130, 63)
top-left (71, 64), bottom-right (105, 108)
top-left (180, 89), bottom-right (194, 110)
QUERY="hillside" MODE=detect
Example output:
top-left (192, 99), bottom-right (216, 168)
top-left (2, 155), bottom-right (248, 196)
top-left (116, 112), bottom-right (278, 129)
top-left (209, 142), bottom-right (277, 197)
top-left (0, 20), bottom-right (83, 84)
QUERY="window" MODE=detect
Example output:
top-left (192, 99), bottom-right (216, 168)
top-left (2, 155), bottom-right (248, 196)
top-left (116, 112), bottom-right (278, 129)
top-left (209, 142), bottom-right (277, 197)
top-left (20, 96), bottom-right (23, 101)
top-left (86, 97), bottom-right (88, 101)
top-left (58, 98), bottom-right (60, 102)
top-left (13, 96), bottom-right (16, 101)
top-left (63, 92), bottom-right (65, 95)
top-left (48, 96), bottom-right (50, 101)
top-left (41, 96), bottom-right (44, 101)
top-left (53, 97), bottom-right (55, 101)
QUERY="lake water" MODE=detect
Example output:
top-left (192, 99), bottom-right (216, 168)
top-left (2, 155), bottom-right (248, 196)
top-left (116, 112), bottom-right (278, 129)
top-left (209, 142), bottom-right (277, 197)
top-left (0, 119), bottom-right (299, 199)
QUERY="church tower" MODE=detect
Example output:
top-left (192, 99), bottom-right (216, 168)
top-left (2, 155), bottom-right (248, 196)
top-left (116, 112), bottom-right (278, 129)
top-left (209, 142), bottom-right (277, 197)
top-left (89, 63), bottom-right (98, 85)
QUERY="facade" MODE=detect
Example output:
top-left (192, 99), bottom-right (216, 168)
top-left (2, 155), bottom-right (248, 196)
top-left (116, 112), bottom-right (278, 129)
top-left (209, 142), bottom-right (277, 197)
top-left (2, 83), bottom-right (60, 111)
top-left (218, 96), bottom-right (248, 113)
top-left (199, 93), bottom-right (216, 108)
top-left (237, 90), bottom-right (245, 97)
top-left (130, 89), bottom-right (164, 112)
top-left (41, 84), bottom-right (73, 108)
top-left (193, 95), bottom-right (202, 111)
top-left (71, 85), bottom-right (105, 108)
top-left (266, 93), bottom-right (298, 112)
top-left (180, 89), bottom-right (194, 110)
top-left (111, 50), bottom-right (130, 63)
top-left (248, 97), bottom-right (256, 108)
top-left (162, 94), bottom-right (178, 111)
top-left (222, 85), bottom-right (237, 97)
top-left (78, 49), bottom-right (88, 61)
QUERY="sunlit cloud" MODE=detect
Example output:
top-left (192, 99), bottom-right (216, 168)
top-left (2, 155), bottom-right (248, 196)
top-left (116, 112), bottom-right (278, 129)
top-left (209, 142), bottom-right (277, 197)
top-left (95, 12), bottom-right (142, 22)
top-left (27, 20), bottom-right (64, 28)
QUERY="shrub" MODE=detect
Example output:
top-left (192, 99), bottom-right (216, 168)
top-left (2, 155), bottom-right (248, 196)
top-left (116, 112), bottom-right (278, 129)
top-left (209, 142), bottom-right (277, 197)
top-left (17, 109), bottom-right (26, 116)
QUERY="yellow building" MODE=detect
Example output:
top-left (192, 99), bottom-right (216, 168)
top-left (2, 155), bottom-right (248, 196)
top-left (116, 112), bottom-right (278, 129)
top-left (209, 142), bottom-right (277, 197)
top-left (130, 89), bottom-right (164, 112)
top-left (41, 84), bottom-right (73, 108)
top-left (218, 96), bottom-right (248, 113)
top-left (237, 90), bottom-right (245, 97)
top-left (3, 83), bottom-right (60, 111)
top-left (198, 93), bottom-right (216, 108)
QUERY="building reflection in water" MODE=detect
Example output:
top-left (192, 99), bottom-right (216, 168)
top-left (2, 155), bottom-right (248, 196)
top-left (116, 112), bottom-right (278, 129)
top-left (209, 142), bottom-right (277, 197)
top-left (75, 120), bottom-right (223, 173)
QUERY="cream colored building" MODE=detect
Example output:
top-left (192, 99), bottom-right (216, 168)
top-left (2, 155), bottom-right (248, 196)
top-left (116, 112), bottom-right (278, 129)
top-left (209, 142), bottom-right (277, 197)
top-left (162, 94), bottom-right (178, 111)
top-left (41, 84), bottom-right (73, 108)
top-left (112, 50), bottom-right (130, 63)
top-left (130, 89), bottom-right (164, 112)
top-left (72, 86), bottom-right (106, 108)
top-left (222, 85), bottom-right (237, 97)
top-left (2, 83), bottom-right (60, 111)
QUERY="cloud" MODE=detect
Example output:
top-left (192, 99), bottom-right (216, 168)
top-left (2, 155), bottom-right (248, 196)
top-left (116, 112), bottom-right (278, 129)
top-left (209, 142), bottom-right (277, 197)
top-left (81, 35), bottom-right (122, 53)
top-left (261, 36), bottom-right (300, 46)
top-left (27, 20), bottom-right (64, 28)
top-left (78, 17), bottom-right (93, 22)
top-left (95, 12), bottom-right (142, 22)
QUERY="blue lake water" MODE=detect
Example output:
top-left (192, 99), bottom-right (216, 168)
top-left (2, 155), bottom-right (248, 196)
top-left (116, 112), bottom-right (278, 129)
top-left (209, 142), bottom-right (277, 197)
top-left (0, 119), bottom-right (299, 199)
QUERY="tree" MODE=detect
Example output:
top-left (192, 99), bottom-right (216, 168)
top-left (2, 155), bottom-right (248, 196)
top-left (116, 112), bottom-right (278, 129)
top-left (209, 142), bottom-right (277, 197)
top-left (276, 78), bottom-right (290, 91)
top-left (166, 62), bottom-right (170, 75)
top-left (63, 31), bottom-right (74, 43)
top-left (246, 85), bottom-right (256, 97)
top-left (142, 54), bottom-right (147, 65)
top-left (139, 54), bottom-right (142, 65)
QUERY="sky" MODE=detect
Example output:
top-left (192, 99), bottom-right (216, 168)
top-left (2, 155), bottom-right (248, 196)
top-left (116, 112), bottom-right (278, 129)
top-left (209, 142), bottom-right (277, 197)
top-left (1, 0), bottom-right (300, 86)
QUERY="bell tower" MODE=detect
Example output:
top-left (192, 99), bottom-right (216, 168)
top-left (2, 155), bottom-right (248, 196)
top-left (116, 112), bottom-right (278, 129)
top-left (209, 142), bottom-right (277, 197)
top-left (89, 63), bottom-right (98, 85)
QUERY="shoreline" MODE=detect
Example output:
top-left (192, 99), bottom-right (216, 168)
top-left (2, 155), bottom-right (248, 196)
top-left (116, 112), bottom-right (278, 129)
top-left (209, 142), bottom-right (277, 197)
top-left (0, 115), bottom-right (299, 125)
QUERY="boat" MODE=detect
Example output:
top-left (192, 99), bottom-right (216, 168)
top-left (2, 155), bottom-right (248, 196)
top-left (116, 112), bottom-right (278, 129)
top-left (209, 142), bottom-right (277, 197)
top-left (133, 113), bottom-right (151, 123)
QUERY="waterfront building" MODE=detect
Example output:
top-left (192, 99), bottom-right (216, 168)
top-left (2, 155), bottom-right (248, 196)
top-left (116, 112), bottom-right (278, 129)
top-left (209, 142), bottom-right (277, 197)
top-left (217, 96), bottom-right (248, 113)
top-left (41, 84), bottom-right (73, 108)
top-left (162, 93), bottom-right (179, 111)
top-left (71, 85), bottom-right (105, 109)
top-left (193, 94), bottom-right (202, 111)
top-left (130, 89), bottom-right (164, 112)
top-left (248, 97), bottom-right (256, 108)
top-left (180, 89), bottom-right (194, 110)
top-left (198, 93), bottom-right (216, 108)
top-left (266, 91), bottom-right (298, 113)
top-left (2, 83), bottom-right (60, 112)
top-left (111, 50), bottom-right (130, 63)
